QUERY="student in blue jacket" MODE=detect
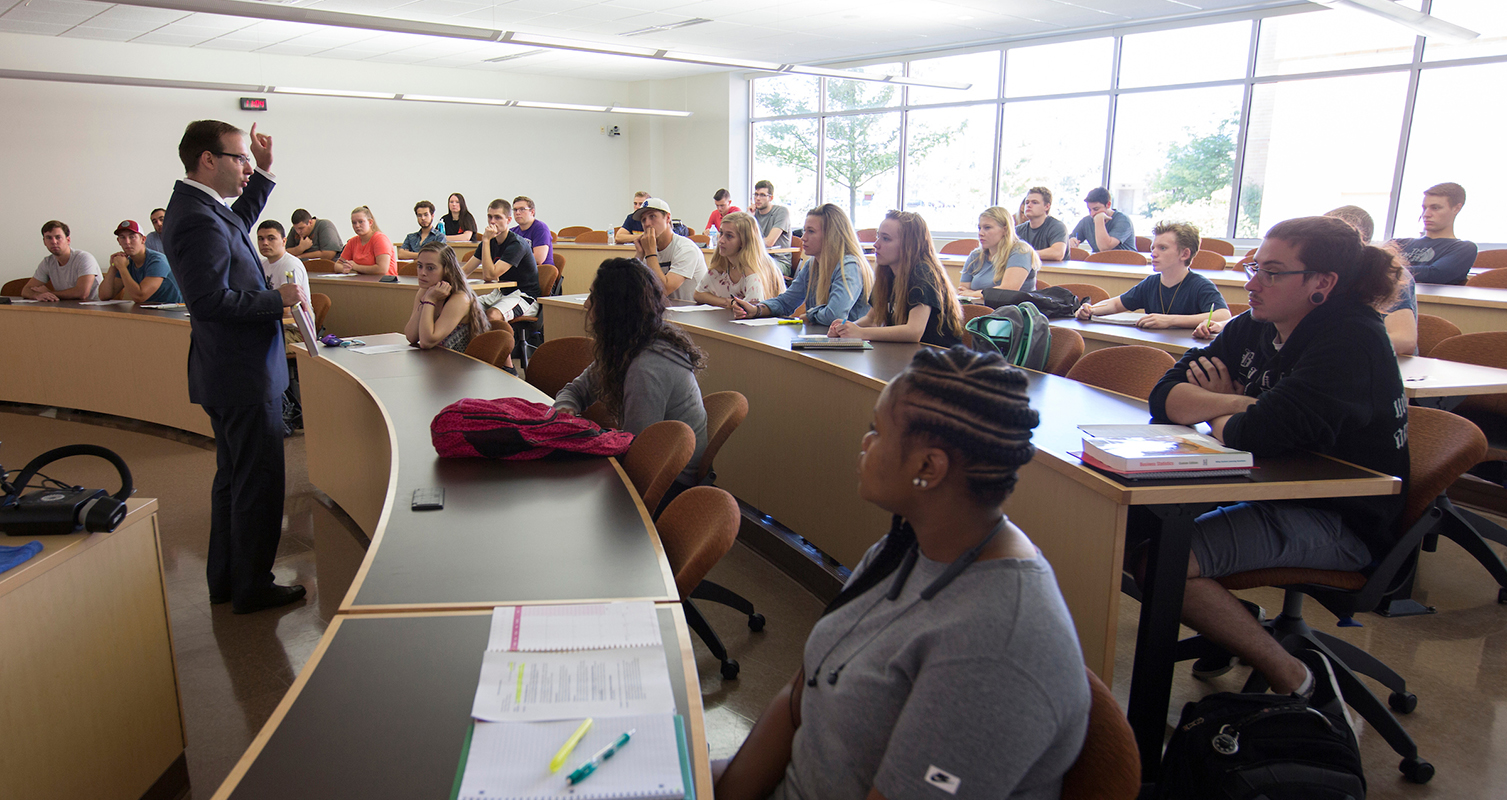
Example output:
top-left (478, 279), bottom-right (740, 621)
top-left (731, 203), bottom-right (873, 326)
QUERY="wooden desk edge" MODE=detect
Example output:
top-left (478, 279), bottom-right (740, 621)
top-left (0, 498), bottom-right (160, 599)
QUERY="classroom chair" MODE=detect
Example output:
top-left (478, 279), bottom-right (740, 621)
top-left (575, 230), bottom-right (610, 244)
top-left (311, 293), bottom-right (331, 332)
top-left (1044, 327), bottom-right (1084, 377)
top-left (1134, 236), bottom-right (1151, 253)
top-left (2, 278), bottom-right (32, 296)
top-left (508, 263), bottom-right (559, 369)
top-left (1172, 406), bottom-right (1488, 784)
top-left (1060, 668), bottom-right (1140, 800)
top-left (1199, 238), bottom-right (1235, 256)
top-left (551, 252), bottom-right (566, 294)
top-left (304, 258), bottom-right (337, 273)
top-left (1085, 250), bottom-right (1149, 266)
top-left (1035, 279), bottom-right (1052, 289)
top-left (622, 420), bottom-right (696, 517)
top-left (1065, 346), bottom-right (1176, 401)
top-left (690, 234), bottom-right (710, 245)
top-left (557, 225), bottom-right (594, 238)
top-left (697, 392), bottom-right (748, 485)
top-left (789, 235), bottom-right (803, 265)
top-left (1226, 301), bottom-right (1250, 316)
top-left (396, 259), bottom-right (416, 276)
top-left (1472, 250), bottom-right (1507, 272)
top-left (1055, 283), bottom-right (1110, 305)
top-left (940, 238), bottom-right (978, 255)
top-left (1465, 267), bottom-right (1507, 288)
top-left (1415, 313), bottom-right (1460, 356)
top-left (1241, 247), bottom-right (1257, 263)
top-left (959, 304), bottom-right (994, 350)
top-left (1069, 247), bottom-right (1091, 261)
top-left (857, 227), bottom-right (878, 243)
top-left (656, 486), bottom-right (748, 680)
top-left (524, 336), bottom-right (594, 399)
top-left (464, 328), bottom-right (517, 370)
top-left (1189, 250), bottom-right (1225, 271)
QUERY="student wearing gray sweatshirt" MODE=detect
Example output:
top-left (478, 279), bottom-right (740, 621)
top-left (554, 258), bottom-right (709, 491)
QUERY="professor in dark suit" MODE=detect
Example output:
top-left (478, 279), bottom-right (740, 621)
top-left (163, 120), bottom-right (310, 614)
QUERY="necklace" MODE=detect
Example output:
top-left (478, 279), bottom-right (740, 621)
top-left (1157, 273), bottom-right (1186, 314)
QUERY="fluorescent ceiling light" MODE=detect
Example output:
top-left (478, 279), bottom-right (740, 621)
top-left (273, 86), bottom-right (394, 99)
top-left (621, 18), bottom-right (713, 37)
top-left (106, 0), bottom-right (972, 90)
top-left (484, 48), bottom-right (547, 63)
top-left (403, 94), bottom-right (514, 106)
top-left (609, 106), bottom-right (694, 117)
top-left (1314, 0), bottom-right (1479, 42)
top-left (514, 100), bottom-right (612, 112)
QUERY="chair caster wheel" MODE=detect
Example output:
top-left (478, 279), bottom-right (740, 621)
top-left (1400, 757), bottom-right (1434, 784)
top-left (748, 613), bottom-right (765, 632)
top-left (1389, 691), bottom-right (1417, 714)
top-left (720, 660), bottom-right (740, 680)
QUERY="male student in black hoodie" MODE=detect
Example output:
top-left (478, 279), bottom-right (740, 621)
top-left (1147, 215), bottom-right (1410, 703)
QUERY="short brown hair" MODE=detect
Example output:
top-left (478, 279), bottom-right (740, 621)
top-left (633, 190), bottom-right (651, 200)
top-left (291, 209), bottom-right (312, 225)
top-left (41, 220), bottom-right (69, 237)
top-left (1323, 205), bottom-right (1374, 243)
top-left (177, 119), bottom-right (242, 173)
top-left (414, 200), bottom-right (435, 214)
top-left (512, 196), bottom-right (535, 211)
top-left (1424, 182), bottom-right (1466, 208)
top-left (754, 179), bottom-right (774, 195)
top-left (1026, 186), bottom-right (1052, 207)
top-left (713, 188), bottom-right (731, 201)
top-left (487, 198), bottom-right (511, 213)
top-left (1153, 220), bottom-right (1201, 266)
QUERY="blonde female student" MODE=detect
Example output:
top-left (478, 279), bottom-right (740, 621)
top-left (693, 211), bottom-right (786, 308)
top-left (731, 203), bottom-right (874, 325)
top-left (336, 206), bottom-right (397, 276)
top-left (404, 242), bottom-right (491, 353)
top-left (959, 206), bottom-right (1041, 296)
top-left (830, 210), bottom-right (965, 348)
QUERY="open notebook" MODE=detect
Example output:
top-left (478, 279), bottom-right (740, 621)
top-left (453, 714), bottom-right (691, 800)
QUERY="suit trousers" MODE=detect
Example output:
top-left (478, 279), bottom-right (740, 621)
top-left (203, 399), bottom-right (286, 603)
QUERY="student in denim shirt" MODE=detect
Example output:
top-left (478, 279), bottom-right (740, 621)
top-left (732, 203), bottom-right (874, 326)
top-left (398, 200), bottom-right (447, 258)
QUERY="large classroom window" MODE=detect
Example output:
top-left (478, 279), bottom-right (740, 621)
top-left (749, 2), bottom-right (1507, 242)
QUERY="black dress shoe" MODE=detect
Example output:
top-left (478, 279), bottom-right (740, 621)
top-left (233, 583), bottom-right (307, 614)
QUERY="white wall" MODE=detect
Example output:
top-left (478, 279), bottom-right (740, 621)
top-left (0, 31), bottom-right (744, 282)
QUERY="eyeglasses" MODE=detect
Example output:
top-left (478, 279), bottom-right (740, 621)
top-left (753, 192), bottom-right (772, 198)
top-left (211, 151), bottom-right (252, 167)
top-left (1242, 262), bottom-right (1324, 286)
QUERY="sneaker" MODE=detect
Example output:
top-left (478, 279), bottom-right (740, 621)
top-left (1192, 600), bottom-right (1267, 680)
top-left (1293, 648), bottom-right (1356, 735)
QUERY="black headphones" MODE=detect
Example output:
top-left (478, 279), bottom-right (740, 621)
top-left (1, 445), bottom-right (134, 536)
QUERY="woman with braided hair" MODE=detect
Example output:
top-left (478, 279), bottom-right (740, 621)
top-left (717, 346), bottom-right (1091, 800)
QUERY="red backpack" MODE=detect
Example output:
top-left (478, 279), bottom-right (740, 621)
top-left (431, 397), bottom-right (634, 460)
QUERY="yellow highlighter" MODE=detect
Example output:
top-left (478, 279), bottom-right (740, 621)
top-left (550, 718), bottom-right (594, 773)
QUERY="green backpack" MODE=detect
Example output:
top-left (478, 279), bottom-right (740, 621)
top-left (965, 302), bottom-right (1052, 370)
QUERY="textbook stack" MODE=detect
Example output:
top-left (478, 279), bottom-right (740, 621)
top-left (1078, 424), bottom-right (1253, 479)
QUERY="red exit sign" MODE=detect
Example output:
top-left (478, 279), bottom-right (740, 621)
top-left (240, 97), bottom-right (268, 111)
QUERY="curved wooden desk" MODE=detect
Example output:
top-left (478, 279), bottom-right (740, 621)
top-left (309, 275), bottom-right (514, 338)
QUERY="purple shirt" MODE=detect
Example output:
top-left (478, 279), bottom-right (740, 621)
top-left (512, 219), bottom-right (553, 265)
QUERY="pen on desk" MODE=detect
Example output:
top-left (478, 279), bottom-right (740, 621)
top-left (566, 728), bottom-right (635, 785)
top-left (549, 718), bottom-right (593, 773)
top-left (775, 318), bottom-right (802, 325)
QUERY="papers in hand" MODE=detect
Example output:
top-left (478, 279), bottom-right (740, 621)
top-left (292, 302), bottom-right (320, 359)
top-left (487, 602), bottom-right (661, 652)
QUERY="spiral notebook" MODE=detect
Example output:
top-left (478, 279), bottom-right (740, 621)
top-left (452, 714), bottom-right (691, 800)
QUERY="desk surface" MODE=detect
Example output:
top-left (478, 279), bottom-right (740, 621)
top-left (214, 607), bottom-right (711, 800)
top-left (308, 273), bottom-right (511, 291)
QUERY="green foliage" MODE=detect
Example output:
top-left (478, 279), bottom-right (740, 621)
top-left (1146, 116), bottom-right (1237, 214)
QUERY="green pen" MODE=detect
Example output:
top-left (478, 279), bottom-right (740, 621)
top-left (566, 728), bottom-right (635, 786)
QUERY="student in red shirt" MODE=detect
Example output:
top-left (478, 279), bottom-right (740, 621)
top-left (335, 205), bottom-right (397, 276)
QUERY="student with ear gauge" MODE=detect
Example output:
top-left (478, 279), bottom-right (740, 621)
top-left (716, 347), bottom-right (1091, 800)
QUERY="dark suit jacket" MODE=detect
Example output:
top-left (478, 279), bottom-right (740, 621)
top-left (162, 172), bottom-right (288, 408)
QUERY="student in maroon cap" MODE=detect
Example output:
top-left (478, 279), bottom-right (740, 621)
top-left (99, 219), bottom-right (183, 304)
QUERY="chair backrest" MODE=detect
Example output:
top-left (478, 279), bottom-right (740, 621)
top-left (1199, 238), bottom-right (1236, 256)
top-left (1472, 249), bottom-right (1507, 272)
top-left (1035, 279), bottom-right (1052, 289)
top-left (960, 304), bottom-right (995, 350)
top-left (940, 238), bottom-right (978, 255)
top-left (697, 391), bottom-right (749, 483)
top-left (310, 293), bottom-right (331, 330)
top-left (550, 230), bottom-right (558, 243)
top-left (690, 234), bottom-right (710, 245)
top-left (1085, 250), bottom-right (1149, 266)
top-left (1061, 668), bottom-right (1141, 800)
top-left (857, 227), bottom-right (878, 243)
top-left (1134, 236), bottom-right (1151, 253)
top-left (552, 252), bottom-right (566, 276)
top-left (396, 259), bottom-right (416, 276)
top-left (655, 486), bottom-right (741, 598)
top-left (1055, 283), bottom-right (1110, 305)
top-left (1465, 267), bottom-right (1507, 288)
top-left (1069, 247), bottom-right (1091, 261)
top-left (558, 226), bottom-right (594, 238)
top-left (304, 258), bottom-right (337, 274)
top-left (1429, 332), bottom-right (1507, 416)
top-left (1415, 313), bottom-right (1461, 356)
top-left (1398, 406), bottom-right (1489, 535)
top-left (576, 230), bottom-right (610, 244)
top-left (1044, 327), bottom-right (1085, 377)
top-left (1189, 250), bottom-right (1225, 271)
top-left (1065, 345), bottom-right (1177, 401)
top-left (525, 336), bottom-right (596, 400)
top-left (622, 420), bottom-right (696, 514)
top-left (1, 278), bottom-right (30, 297)
top-left (789, 235), bottom-right (804, 265)
top-left (1226, 301), bottom-right (1250, 316)
top-left (464, 328), bottom-right (517, 369)
top-left (535, 263), bottom-right (560, 297)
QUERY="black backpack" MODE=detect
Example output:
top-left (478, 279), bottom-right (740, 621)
top-left (1156, 691), bottom-right (1366, 800)
top-left (980, 285), bottom-right (1084, 318)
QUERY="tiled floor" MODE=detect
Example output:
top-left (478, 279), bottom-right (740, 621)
top-left (5, 407), bottom-right (1506, 798)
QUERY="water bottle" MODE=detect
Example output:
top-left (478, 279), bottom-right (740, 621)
top-left (708, 225), bottom-right (719, 251)
top-left (608, 226), bottom-right (616, 246)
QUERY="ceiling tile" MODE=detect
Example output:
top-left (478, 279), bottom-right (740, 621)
top-left (393, 0), bottom-right (491, 17)
top-left (0, 19), bottom-right (71, 34)
top-left (59, 25), bottom-right (139, 41)
top-left (194, 37), bottom-right (269, 51)
top-left (86, 5), bottom-right (190, 26)
top-left (131, 30), bottom-right (216, 45)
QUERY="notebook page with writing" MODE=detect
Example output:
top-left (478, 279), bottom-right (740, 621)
top-left (486, 603), bottom-right (660, 652)
top-left (456, 714), bottom-right (686, 800)
top-left (472, 646), bottom-right (677, 722)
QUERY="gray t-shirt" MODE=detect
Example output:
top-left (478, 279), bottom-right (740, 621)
top-left (960, 247), bottom-right (1037, 292)
top-left (773, 536), bottom-right (1090, 800)
top-left (1016, 217), bottom-right (1067, 254)
top-left (754, 204), bottom-right (794, 271)
top-left (1069, 212), bottom-right (1136, 252)
top-left (33, 249), bottom-right (101, 300)
top-left (290, 217), bottom-right (344, 255)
